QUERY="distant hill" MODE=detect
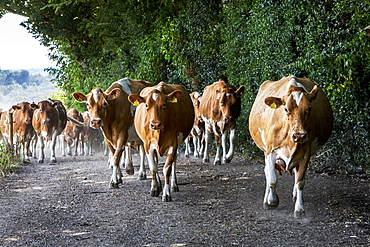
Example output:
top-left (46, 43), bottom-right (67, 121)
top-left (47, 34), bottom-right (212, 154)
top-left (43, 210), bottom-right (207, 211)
top-left (0, 69), bottom-right (60, 111)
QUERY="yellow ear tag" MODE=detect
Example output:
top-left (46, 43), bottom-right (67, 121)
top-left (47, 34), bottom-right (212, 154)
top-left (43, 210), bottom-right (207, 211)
top-left (133, 100), bottom-right (139, 106)
top-left (78, 97), bottom-right (83, 101)
top-left (171, 97), bottom-right (177, 103)
top-left (270, 102), bottom-right (277, 109)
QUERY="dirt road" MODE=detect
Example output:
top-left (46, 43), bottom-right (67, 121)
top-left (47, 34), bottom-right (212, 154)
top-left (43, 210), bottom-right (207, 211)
top-left (0, 150), bottom-right (369, 246)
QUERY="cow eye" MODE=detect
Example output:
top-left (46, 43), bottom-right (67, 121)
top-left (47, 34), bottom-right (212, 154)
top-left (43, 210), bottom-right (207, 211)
top-left (163, 103), bottom-right (167, 108)
top-left (103, 101), bottom-right (107, 107)
top-left (86, 102), bottom-right (90, 108)
top-left (145, 104), bottom-right (149, 109)
top-left (284, 108), bottom-right (290, 114)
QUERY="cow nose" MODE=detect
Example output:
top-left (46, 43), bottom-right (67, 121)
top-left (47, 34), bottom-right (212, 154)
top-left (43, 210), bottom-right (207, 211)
top-left (90, 119), bottom-right (102, 128)
top-left (43, 119), bottom-right (51, 125)
top-left (292, 132), bottom-right (307, 143)
top-left (150, 121), bottom-right (162, 130)
top-left (224, 117), bottom-right (234, 123)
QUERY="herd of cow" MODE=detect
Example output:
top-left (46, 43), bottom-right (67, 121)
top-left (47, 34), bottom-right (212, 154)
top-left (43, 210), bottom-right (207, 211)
top-left (0, 75), bottom-right (333, 217)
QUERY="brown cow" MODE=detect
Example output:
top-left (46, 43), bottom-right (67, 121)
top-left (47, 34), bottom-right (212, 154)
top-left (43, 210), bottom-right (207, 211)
top-left (249, 75), bottom-right (333, 217)
top-left (0, 102), bottom-right (36, 162)
top-left (62, 108), bottom-right (84, 157)
top-left (199, 79), bottom-right (245, 165)
top-left (128, 81), bottom-right (194, 201)
top-left (10, 102), bottom-right (36, 162)
top-left (31, 99), bottom-right (67, 163)
top-left (79, 111), bottom-right (103, 156)
top-left (185, 92), bottom-right (205, 158)
top-left (73, 78), bottom-right (152, 187)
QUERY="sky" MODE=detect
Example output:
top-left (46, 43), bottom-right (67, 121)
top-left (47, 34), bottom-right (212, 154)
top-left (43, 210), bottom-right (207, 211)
top-left (0, 13), bottom-right (55, 70)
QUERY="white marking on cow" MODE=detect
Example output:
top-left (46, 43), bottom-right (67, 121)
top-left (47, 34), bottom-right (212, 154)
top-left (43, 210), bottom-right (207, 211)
top-left (167, 146), bottom-right (173, 155)
top-left (289, 77), bottom-right (308, 106)
top-left (92, 88), bottom-right (101, 103)
top-left (116, 78), bottom-right (132, 95)
top-left (258, 128), bottom-right (267, 149)
top-left (152, 93), bottom-right (158, 101)
top-left (226, 93), bottom-right (230, 97)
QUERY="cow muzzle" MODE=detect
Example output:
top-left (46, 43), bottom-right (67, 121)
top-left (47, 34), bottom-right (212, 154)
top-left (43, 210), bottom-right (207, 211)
top-left (43, 119), bottom-right (51, 125)
top-left (150, 120), bottom-right (162, 130)
top-left (223, 117), bottom-right (234, 123)
top-left (292, 131), bottom-right (308, 143)
top-left (90, 118), bottom-right (103, 129)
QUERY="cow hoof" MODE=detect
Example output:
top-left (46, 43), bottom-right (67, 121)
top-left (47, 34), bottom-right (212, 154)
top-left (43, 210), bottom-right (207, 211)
top-left (162, 195), bottom-right (172, 202)
top-left (117, 178), bottom-right (123, 184)
top-left (213, 160), bottom-right (221, 165)
top-left (151, 190), bottom-right (160, 197)
top-left (185, 153), bottom-right (189, 158)
top-left (203, 158), bottom-right (210, 164)
top-left (50, 160), bottom-right (57, 164)
top-left (224, 157), bottom-right (232, 163)
top-left (138, 173), bottom-right (147, 180)
top-left (109, 183), bottom-right (119, 189)
top-left (126, 168), bottom-right (135, 175)
top-left (263, 195), bottom-right (280, 209)
top-left (294, 210), bottom-right (306, 218)
top-left (38, 159), bottom-right (44, 163)
top-left (171, 185), bottom-right (179, 192)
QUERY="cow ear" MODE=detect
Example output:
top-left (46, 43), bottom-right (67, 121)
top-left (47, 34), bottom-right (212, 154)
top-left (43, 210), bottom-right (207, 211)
top-left (235, 85), bottom-right (245, 96)
top-left (73, 92), bottom-right (87, 102)
top-left (265, 97), bottom-right (284, 109)
top-left (308, 85), bottom-right (318, 102)
top-left (168, 90), bottom-right (183, 103)
top-left (31, 103), bottom-right (39, 109)
top-left (10, 105), bottom-right (21, 112)
top-left (107, 88), bottom-right (121, 101)
top-left (128, 94), bottom-right (145, 106)
top-left (51, 102), bottom-right (58, 108)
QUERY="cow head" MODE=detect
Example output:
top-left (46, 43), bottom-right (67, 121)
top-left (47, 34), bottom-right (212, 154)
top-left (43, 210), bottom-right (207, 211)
top-left (216, 83), bottom-right (245, 123)
top-left (11, 102), bottom-right (33, 125)
top-left (73, 87), bottom-right (121, 129)
top-left (264, 85), bottom-right (318, 143)
top-left (128, 89), bottom-right (183, 131)
top-left (190, 92), bottom-right (202, 122)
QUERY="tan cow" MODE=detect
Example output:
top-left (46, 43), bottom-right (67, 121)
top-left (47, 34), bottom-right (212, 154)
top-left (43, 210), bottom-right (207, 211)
top-left (79, 111), bottom-right (103, 156)
top-left (128, 82), bottom-right (194, 201)
top-left (249, 75), bottom-right (333, 217)
top-left (31, 99), bottom-right (67, 163)
top-left (62, 108), bottom-right (84, 157)
top-left (0, 102), bottom-right (36, 162)
top-left (199, 79), bottom-right (245, 165)
top-left (73, 78), bottom-right (152, 187)
top-left (185, 92), bottom-right (205, 158)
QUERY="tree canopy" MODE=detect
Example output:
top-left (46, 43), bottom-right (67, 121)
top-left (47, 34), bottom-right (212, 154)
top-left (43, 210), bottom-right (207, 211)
top-left (1, 0), bottom-right (370, 172)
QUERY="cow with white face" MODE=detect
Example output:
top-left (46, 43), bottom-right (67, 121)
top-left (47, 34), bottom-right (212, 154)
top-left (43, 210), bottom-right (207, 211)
top-left (128, 82), bottom-right (194, 202)
top-left (73, 78), bottom-right (152, 188)
top-left (199, 79), bottom-right (245, 165)
top-left (249, 75), bottom-right (333, 217)
top-left (31, 99), bottom-right (67, 164)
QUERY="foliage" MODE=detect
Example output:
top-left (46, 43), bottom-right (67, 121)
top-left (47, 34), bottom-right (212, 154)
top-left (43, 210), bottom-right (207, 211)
top-left (1, 0), bottom-right (370, 172)
top-left (0, 144), bottom-right (18, 176)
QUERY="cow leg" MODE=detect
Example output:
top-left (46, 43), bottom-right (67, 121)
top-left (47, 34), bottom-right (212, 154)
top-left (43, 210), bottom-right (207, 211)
top-left (147, 146), bottom-right (161, 197)
top-left (37, 135), bottom-right (45, 163)
top-left (108, 142), bottom-right (124, 188)
top-left (293, 156), bottom-right (309, 218)
top-left (221, 131), bottom-right (228, 164)
top-left (138, 145), bottom-right (147, 180)
top-left (50, 131), bottom-right (58, 163)
top-left (73, 136), bottom-right (79, 156)
top-left (184, 137), bottom-right (191, 158)
top-left (162, 149), bottom-right (177, 202)
top-left (24, 139), bottom-right (32, 162)
top-left (171, 156), bottom-right (179, 192)
top-left (32, 137), bottom-right (37, 159)
top-left (263, 152), bottom-right (279, 209)
top-left (124, 146), bottom-right (135, 175)
top-left (193, 135), bottom-right (200, 158)
top-left (202, 127), bottom-right (210, 163)
top-left (213, 134), bottom-right (221, 165)
top-left (225, 128), bottom-right (235, 163)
